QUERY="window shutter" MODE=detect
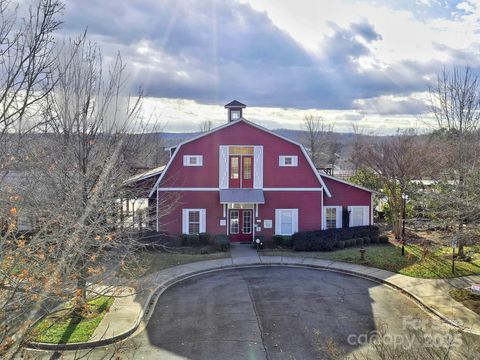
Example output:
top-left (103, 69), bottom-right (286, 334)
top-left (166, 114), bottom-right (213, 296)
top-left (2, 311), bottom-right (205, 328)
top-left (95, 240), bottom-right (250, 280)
top-left (275, 209), bottom-right (281, 235)
top-left (182, 209), bottom-right (188, 234)
top-left (336, 207), bottom-right (343, 228)
top-left (322, 207), bottom-right (326, 230)
top-left (254, 146), bottom-right (263, 188)
top-left (279, 156), bottom-right (285, 166)
top-left (348, 206), bottom-right (353, 227)
top-left (219, 146), bottom-right (228, 189)
top-left (363, 206), bottom-right (369, 226)
top-left (197, 156), bottom-right (203, 166)
top-left (292, 156), bottom-right (298, 166)
top-left (183, 156), bottom-right (188, 166)
top-left (292, 209), bottom-right (298, 233)
top-left (200, 209), bottom-right (206, 233)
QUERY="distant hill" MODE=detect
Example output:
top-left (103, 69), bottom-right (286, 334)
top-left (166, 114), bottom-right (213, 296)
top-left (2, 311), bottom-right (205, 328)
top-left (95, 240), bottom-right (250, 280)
top-left (156, 128), bottom-right (381, 147)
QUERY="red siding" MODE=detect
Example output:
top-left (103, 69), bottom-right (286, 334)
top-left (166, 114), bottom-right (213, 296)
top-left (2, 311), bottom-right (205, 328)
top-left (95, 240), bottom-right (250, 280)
top-left (160, 121), bottom-right (321, 188)
top-left (158, 190), bottom-right (322, 237)
top-left (159, 191), bottom-right (224, 234)
top-left (322, 176), bottom-right (372, 223)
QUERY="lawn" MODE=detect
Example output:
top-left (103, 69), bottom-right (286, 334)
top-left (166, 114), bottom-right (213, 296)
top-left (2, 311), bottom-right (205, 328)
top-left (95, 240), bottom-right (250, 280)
top-left (118, 249), bottom-right (229, 279)
top-left (30, 296), bottom-right (114, 344)
top-left (449, 288), bottom-right (480, 316)
top-left (263, 243), bottom-right (480, 279)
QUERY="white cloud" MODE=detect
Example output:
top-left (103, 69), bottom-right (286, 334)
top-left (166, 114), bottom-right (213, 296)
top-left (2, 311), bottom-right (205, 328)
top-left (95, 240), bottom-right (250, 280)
top-left (240, 0), bottom-right (480, 65)
top-left (142, 97), bottom-right (432, 135)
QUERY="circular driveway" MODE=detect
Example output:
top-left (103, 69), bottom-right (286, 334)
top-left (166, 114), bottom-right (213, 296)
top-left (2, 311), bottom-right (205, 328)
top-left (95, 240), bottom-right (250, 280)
top-left (144, 267), bottom-right (435, 360)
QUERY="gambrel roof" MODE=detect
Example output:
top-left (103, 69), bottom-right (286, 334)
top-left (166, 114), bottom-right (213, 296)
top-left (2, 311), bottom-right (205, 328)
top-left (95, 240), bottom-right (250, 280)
top-left (148, 118), bottom-right (332, 198)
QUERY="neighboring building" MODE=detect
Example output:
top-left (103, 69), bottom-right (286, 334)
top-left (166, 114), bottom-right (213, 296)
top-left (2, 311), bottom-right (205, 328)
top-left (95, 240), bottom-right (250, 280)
top-left (131, 101), bottom-right (374, 242)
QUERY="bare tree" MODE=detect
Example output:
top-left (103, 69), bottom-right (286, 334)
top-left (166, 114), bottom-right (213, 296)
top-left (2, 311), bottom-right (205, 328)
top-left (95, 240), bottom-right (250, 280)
top-left (352, 130), bottom-right (433, 237)
top-left (302, 115), bottom-right (333, 167)
top-left (198, 119), bottom-right (212, 132)
top-left (0, 0), bottom-right (62, 147)
top-left (429, 66), bottom-right (480, 256)
top-left (0, 35), bottom-right (164, 358)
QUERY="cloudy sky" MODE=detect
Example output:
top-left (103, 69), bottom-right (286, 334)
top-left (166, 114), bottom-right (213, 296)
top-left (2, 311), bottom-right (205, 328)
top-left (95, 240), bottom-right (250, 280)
top-left (61, 0), bottom-right (480, 133)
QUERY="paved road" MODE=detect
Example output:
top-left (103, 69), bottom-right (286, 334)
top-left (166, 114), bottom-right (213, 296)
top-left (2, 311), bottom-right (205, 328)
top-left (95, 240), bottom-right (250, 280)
top-left (144, 267), bottom-right (434, 359)
top-left (32, 267), bottom-right (440, 360)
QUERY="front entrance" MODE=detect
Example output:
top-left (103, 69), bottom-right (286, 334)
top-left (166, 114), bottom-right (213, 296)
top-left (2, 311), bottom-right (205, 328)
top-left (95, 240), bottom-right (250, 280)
top-left (229, 209), bottom-right (253, 242)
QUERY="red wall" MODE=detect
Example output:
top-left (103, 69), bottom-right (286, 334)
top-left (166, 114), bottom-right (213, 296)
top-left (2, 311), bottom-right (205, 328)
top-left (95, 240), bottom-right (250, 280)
top-left (158, 190), bottom-right (322, 237)
top-left (160, 121), bottom-right (321, 188)
top-left (322, 176), bottom-right (372, 223)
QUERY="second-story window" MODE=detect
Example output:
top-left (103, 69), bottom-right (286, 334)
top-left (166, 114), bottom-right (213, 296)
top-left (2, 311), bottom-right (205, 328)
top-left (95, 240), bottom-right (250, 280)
top-left (230, 157), bottom-right (239, 179)
top-left (279, 155), bottom-right (298, 167)
top-left (183, 155), bottom-right (203, 166)
top-left (229, 146), bottom-right (254, 188)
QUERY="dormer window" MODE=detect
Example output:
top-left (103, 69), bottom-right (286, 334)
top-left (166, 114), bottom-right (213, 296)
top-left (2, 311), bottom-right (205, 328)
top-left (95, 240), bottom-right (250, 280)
top-left (231, 111), bottom-right (241, 120)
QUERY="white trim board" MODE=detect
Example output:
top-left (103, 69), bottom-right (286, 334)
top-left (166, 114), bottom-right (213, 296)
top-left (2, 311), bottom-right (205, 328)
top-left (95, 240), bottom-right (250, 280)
top-left (156, 187), bottom-right (323, 191)
top-left (320, 172), bottom-right (375, 193)
top-left (148, 118), bottom-right (332, 197)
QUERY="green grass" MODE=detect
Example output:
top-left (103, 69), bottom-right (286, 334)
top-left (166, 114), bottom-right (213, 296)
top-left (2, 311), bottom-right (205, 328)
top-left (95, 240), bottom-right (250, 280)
top-left (118, 250), bottom-right (229, 279)
top-left (450, 288), bottom-right (480, 316)
top-left (30, 296), bottom-right (114, 344)
top-left (263, 243), bottom-right (480, 279)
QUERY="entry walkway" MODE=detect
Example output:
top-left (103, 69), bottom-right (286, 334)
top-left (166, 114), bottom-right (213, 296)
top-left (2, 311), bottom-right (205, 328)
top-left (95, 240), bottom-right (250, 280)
top-left (230, 243), bottom-right (260, 262)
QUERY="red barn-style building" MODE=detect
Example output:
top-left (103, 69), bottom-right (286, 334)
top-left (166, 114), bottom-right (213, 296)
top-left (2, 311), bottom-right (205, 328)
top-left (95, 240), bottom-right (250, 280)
top-left (137, 101), bottom-right (374, 242)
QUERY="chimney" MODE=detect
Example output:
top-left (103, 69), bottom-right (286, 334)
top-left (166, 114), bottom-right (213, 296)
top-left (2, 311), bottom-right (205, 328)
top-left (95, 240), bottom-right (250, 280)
top-left (224, 100), bottom-right (246, 122)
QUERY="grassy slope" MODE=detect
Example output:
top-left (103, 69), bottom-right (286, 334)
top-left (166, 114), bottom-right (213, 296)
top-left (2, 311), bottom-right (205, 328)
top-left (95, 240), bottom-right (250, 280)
top-left (118, 251), bottom-right (229, 279)
top-left (264, 243), bottom-right (480, 279)
top-left (450, 288), bottom-right (480, 316)
top-left (30, 296), bottom-right (114, 344)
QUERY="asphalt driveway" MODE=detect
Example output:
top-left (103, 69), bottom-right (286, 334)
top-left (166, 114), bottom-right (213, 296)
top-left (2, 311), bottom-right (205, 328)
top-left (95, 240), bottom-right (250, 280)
top-left (144, 267), bottom-right (433, 359)
top-left (33, 267), bottom-right (441, 360)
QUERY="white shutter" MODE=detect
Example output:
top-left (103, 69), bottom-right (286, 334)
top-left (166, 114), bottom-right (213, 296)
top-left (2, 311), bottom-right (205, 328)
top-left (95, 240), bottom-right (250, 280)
top-left (183, 156), bottom-right (188, 166)
top-left (182, 209), bottom-right (188, 234)
top-left (279, 156), bottom-right (285, 166)
top-left (291, 156), bottom-right (298, 166)
top-left (219, 146), bottom-right (229, 189)
top-left (197, 155), bottom-right (203, 166)
top-left (254, 146), bottom-right (263, 189)
top-left (275, 209), bottom-right (281, 235)
top-left (348, 206), bottom-right (353, 227)
top-left (322, 207), bottom-right (326, 230)
top-left (336, 206), bottom-right (343, 228)
top-left (292, 209), bottom-right (298, 233)
top-left (200, 209), bottom-right (206, 233)
top-left (363, 206), bottom-right (369, 226)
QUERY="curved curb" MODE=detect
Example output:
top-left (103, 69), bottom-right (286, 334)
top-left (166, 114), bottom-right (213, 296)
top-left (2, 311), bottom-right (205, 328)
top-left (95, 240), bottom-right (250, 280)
top-left (25, 260), bottom-right (480, 351)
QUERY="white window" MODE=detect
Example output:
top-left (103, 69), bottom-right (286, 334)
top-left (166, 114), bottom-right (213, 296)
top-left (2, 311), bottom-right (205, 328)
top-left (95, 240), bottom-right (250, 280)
top-left (323, 206), bottom-right (342, 229)
top-left (348, 206), bottom-right (370, 227)
top-left (275, 209), bottom-right (298, 235)
top-left (231, 111), bottom-right (241, 120)
top-left (182, 209), bottom-right (206, 234)
top-left (279, 155), bottom-right (298, 167)
top-left (183, 155), bottom-right (203, 167)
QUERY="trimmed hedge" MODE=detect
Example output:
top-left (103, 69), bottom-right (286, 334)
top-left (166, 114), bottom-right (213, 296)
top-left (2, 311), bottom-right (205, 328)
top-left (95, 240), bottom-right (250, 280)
top-left (213, 234), bottom-right (230, 252)
top-left (180, 234), bottom-right (200, 246)
top-left (199, 232), bottom-right (210, 245)
top-left (292, 225), bottom-right (380, 252)
top-left (379, 235), bottom-right (389, 244)
top-left (273, 235), bottom-right (293, 248)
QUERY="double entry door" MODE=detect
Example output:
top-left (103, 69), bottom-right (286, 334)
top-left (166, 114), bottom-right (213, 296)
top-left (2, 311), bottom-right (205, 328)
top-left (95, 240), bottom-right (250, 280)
top-left (229, 209), bottom-right (253, 242)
